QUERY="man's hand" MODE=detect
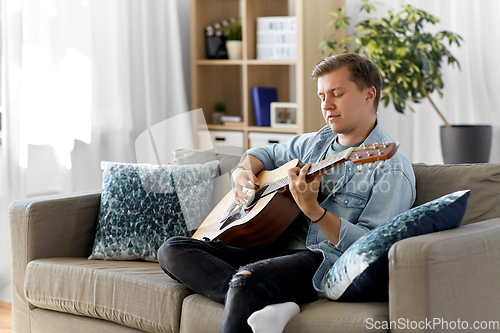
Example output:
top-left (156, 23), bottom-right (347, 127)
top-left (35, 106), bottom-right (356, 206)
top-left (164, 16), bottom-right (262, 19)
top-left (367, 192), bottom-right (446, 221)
top-left (288, 163), bottom-right (326, 218)
top-left (231, 167), bottom-right (260, 207)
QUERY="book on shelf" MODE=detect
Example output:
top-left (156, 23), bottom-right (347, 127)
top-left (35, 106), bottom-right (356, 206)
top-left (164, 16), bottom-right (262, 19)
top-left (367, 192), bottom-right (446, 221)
top-left (221, 115), bottom-right (242, 123)
top-left (251, 87), bottom-right (278, 127)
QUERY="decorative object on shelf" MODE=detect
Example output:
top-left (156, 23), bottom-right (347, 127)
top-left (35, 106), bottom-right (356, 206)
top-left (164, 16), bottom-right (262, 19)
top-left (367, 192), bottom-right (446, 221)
top-left (319, 1), bottom-right (492, 164)
top-left (257, 16), bottom-right (297, 60)
top-left (251, 87), bottom-right (278, 127)
top-left (270, 102), bottom-right (297, 129)
top-left (224, 19), bottom-right (242, 60)
top-left (205, 20), bottom-right (229, 59)
top-left (212, 101), bottom-right (226, 125)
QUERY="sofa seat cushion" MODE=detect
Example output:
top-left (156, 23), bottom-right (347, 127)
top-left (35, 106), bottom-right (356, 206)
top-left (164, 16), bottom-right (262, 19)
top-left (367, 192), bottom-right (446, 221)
top-left (179, 294), bottom-right (389, 333)
top-left (25, 258), bottom-right (192, 333)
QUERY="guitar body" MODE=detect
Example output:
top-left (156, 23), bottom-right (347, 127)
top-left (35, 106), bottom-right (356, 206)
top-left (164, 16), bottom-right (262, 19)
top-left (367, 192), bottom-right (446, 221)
top-left (192, 159), bottom-right (301, 249)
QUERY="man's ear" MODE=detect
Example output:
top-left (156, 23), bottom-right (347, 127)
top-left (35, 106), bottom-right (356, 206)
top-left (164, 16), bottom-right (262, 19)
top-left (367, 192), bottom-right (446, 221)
top-left (365, 86), bottom-right (377, 105)
top-left (366, 86), bottom-right (376, 103)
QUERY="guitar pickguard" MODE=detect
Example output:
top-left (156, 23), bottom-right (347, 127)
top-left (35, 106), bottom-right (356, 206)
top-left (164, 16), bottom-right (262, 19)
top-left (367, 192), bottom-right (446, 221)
top-left (219, 205), bottom-right (252, 230)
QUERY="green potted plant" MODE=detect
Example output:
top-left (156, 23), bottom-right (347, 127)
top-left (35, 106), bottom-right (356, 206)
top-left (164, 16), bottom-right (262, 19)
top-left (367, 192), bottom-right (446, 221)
top-left (224, 21), bottom-right (242, 60)
top-left (319, 1), bottom-right (492, 163)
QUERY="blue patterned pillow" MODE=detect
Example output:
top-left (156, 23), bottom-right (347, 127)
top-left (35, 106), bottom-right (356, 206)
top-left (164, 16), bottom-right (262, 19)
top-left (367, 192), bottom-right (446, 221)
top-left (322, 189), bottom-right (470, 302)
top-left (89, 161), bottom-right (219, 261)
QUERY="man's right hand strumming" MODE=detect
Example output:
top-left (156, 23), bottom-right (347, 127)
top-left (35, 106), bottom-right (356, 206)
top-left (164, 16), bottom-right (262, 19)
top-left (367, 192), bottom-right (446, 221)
top-left (231, 155), bottom-right (264, 207)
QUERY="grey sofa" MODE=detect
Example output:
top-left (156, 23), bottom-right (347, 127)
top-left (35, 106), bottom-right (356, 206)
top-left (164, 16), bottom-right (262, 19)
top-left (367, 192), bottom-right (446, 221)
top-left (11, 163), bottom-right (500, 332)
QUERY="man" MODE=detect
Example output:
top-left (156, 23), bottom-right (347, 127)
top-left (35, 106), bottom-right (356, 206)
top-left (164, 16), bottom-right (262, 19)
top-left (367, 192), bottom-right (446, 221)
top-left (158, 53), bottom-right (416, 333)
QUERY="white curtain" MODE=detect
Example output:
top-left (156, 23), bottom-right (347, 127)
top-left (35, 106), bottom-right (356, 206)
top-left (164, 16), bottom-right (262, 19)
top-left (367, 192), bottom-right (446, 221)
top-left (0, 0), bottom-right (190, 302)
top-left (346, 0), bottom-right (500, 164)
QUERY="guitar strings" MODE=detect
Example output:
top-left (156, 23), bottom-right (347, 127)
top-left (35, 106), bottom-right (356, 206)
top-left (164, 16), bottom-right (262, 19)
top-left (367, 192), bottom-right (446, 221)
top-left (261, 148), bottom-right (353, 197)
top-left (227, 144), bottom-right (390, 216)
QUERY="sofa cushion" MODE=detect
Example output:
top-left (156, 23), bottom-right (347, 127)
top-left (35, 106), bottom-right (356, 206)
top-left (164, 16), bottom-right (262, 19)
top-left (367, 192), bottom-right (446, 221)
top-left (179, 294), bottom-right (389, 333)
top-left (30, 308), bottom-right (144, 333)
top-left (412, 163), bottom-right (500, 225)
top-left (89, 161), bottom-right (219, 261)
top-left (24, 258), bottom-right (192, 333)
top-left (321, 190), bottom-right (470, 302)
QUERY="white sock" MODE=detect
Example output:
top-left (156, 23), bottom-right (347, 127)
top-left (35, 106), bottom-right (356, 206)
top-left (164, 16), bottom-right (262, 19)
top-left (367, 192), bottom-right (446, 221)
top-left (247, 302), bottom-right (300, 333)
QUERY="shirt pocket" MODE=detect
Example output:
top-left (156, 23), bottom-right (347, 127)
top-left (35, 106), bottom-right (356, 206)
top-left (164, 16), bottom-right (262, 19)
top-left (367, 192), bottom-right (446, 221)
top-left (331, 192), bottom-right (367, 210)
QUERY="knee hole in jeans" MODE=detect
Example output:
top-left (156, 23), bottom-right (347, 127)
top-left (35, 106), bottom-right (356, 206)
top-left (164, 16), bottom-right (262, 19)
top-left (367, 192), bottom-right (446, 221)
top-left (229, 269), bottom-right (252, 288)
top-left (229, 258), bottom-right (273, 288)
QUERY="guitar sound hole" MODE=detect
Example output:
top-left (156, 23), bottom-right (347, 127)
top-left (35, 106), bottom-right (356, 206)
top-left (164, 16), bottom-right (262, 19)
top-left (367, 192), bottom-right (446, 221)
top-left (220, 205), bottom-right (251, 230)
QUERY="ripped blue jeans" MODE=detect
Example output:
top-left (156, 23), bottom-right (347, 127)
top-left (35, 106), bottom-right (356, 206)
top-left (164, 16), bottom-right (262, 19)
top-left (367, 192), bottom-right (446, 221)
top-left (158, 236), bottom-right (323, 333)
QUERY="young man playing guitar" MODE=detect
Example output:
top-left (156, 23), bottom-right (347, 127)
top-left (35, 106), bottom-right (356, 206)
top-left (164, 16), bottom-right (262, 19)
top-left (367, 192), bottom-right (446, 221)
top-left (158, 53), bottom-right (416, 333)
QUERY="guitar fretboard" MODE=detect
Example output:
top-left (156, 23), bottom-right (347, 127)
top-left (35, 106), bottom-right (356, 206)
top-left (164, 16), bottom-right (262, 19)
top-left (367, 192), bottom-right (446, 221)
top-left (259, 147), bottom-right (354, 197)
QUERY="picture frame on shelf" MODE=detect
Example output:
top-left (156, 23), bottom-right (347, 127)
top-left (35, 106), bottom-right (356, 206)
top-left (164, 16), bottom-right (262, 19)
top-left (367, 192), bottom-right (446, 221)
top-left (270, 102), bottom-right (297, 129)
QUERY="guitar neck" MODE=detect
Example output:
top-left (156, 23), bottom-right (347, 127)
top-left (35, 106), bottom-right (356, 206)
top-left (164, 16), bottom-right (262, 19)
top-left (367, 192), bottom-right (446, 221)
top-left (260, 148), bottom-right (354, 197)
top-left (256, 142), bottom-right (397, 199)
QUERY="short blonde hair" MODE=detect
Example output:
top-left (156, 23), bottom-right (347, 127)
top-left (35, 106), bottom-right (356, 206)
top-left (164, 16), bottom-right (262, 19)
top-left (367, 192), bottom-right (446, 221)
top-left (311, 53), bottom-right (382, 111)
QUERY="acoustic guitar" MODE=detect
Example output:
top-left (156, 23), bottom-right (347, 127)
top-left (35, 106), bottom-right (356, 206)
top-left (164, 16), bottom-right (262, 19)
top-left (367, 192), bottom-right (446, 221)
top-left (192, 142), bottom-right (399, 249)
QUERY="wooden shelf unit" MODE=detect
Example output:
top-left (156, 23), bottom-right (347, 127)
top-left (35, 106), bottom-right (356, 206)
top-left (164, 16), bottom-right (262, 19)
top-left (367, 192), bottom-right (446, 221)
top-left (191, 0), bottom-right (344, 149)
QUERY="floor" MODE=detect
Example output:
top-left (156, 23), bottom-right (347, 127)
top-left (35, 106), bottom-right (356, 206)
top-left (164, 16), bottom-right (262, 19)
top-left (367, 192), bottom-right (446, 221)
top-left (0, 302), bottom-right (12, 333)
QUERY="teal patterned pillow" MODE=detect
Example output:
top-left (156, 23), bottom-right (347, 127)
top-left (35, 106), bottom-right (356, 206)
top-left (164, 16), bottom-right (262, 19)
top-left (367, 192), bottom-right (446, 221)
top-left (321, 189), bottom-right (470, 302)
top-left (89, 161), bottom-right (219, 261)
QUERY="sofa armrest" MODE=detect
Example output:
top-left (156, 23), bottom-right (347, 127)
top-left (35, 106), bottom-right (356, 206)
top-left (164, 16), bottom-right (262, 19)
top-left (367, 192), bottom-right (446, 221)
top-left (388, 218), bottom-right (500, 332)
top-left (10, 190), bottom-right (101, 333)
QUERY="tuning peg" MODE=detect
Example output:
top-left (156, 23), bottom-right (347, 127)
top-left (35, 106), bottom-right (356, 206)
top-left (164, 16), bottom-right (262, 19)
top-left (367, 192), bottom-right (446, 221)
top-left (368, 163), bottom-right (374, 170)
top-left (357, 164), bottom-right (363, 172)
top-left (379, 160), bottom-right (385, 168)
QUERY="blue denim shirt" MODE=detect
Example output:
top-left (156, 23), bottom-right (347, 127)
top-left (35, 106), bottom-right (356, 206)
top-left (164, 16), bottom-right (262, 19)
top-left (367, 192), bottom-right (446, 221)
top-left (246, 122), bottom-right (416, 294)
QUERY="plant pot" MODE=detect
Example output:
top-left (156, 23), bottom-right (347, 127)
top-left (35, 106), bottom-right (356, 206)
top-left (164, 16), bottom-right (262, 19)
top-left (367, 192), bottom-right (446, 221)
top-left (440, 125), bottom-right (493, 164)
top-left (226, 40), bottom-right (242, 60)
top-left (212, 111), bottom-right (225, 125)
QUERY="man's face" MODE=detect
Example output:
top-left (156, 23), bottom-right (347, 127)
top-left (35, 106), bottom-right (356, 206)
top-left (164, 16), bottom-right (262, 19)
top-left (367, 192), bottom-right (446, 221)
top-left (317, 66), bottom-right (376, 141)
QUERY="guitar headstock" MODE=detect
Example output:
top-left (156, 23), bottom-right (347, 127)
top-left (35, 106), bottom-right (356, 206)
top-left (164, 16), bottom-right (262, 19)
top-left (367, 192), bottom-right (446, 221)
top-left (346, 142), bottom-right (399, 165)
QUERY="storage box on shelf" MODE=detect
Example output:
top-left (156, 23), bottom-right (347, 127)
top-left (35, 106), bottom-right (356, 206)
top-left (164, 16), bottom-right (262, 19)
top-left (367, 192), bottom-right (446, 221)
top-left (190, 0), bottom-right (344, 150)
top-left (249, 132), bottom-right (295, 149)
top-left (197, 130), bottom-right (245, 152)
